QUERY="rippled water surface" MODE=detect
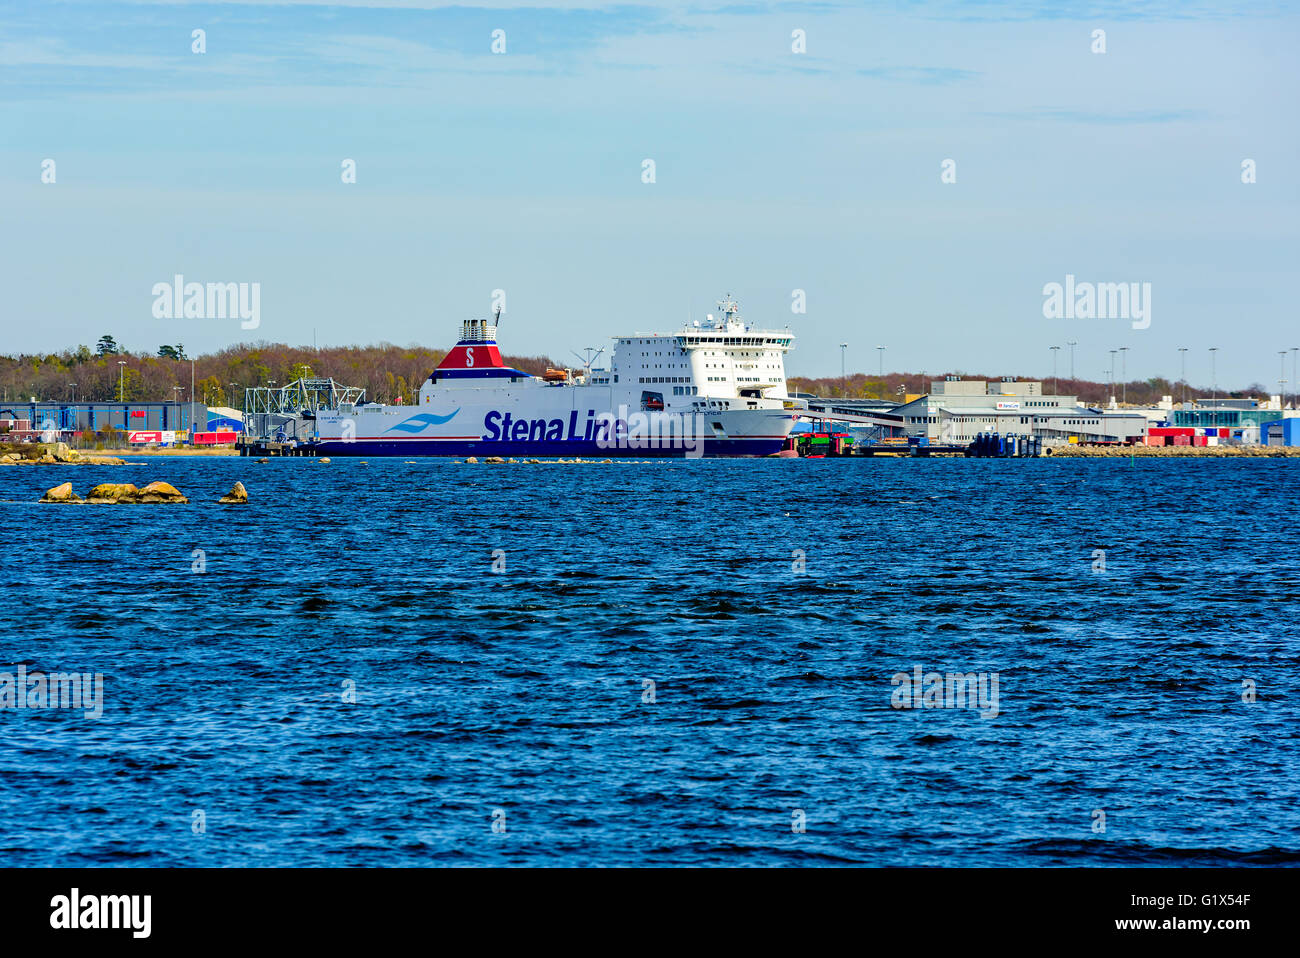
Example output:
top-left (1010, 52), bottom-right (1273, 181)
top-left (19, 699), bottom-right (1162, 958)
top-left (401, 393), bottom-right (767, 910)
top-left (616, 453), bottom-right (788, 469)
top-left (2, 456), bottom-right (1298, 866)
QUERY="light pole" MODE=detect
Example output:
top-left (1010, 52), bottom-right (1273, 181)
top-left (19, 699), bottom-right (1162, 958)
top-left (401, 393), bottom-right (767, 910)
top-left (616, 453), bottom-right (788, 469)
top-left (839, 343), bottom-right (848, 398)
top-left (172, 386), bottom-right (183, 434)
top-left (1109, 349), bottom-right (1118, 405)
top-left (117, 360), bottom-right (126, 403)
top-left (1050, 345), bottom-right (1060, 395)
top-left (875, 345), bottom-right (886, 378)
top-left (229, 383), bottom-right (240, 412)
top-left (1119, 346), bottom-right (1129, 406)
top-left (1291, 347), bottom-right (1298, 410)
top-left (1209, 347), bottom-right (1219, 428)
top-left (1067, 340), bottom-right (1077, 383)
top-left (1178, 347), bottom-right (1188, 406)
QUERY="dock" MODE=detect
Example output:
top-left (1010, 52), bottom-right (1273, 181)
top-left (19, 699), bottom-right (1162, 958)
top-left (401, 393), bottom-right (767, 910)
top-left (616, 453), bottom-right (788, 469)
top-left (237, 438), bottom-right (314, 457)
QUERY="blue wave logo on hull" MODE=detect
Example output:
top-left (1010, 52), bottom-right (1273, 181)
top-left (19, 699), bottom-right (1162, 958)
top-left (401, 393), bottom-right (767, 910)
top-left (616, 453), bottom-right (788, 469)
top-left (385, 409), bottom-right (460, 434)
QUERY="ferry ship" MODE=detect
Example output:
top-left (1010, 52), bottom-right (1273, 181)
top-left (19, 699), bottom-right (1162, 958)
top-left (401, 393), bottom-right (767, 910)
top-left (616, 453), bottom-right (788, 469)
top-left (312, 297), bottom-right (804, 457)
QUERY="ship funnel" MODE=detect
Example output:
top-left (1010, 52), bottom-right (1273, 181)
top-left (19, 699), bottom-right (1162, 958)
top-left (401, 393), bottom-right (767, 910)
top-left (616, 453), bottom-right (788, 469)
top-left (459, 319), bottom-right (498, 343)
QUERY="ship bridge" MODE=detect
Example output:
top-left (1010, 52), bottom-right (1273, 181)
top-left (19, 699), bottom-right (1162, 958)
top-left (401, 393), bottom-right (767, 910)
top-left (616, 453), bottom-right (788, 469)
top-left (610, 296), bottom-right (795, 405)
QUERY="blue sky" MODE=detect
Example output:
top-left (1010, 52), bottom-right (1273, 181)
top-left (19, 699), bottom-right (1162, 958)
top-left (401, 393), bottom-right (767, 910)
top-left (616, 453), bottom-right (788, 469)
top-left (2, 0), bottom-right (1297, 389)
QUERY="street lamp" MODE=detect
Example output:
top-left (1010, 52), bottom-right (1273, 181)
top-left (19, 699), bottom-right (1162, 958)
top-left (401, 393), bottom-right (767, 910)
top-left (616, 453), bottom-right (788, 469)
top-left (1119, 346), bottom-right (1129, 406)
top-left (1209, 347), bottom-right (1219, 428)
top-left (1050, 345), bottom-right (1060, 395)
top-left (117, 360), bottom-right (127, 402)
top-left (1178, 347), bottom-right (1188, 406)
top-left (1280, 351), bottom-right (1289, 409)
top-left (1066, 341), bottom-right (1077, 383)
top-left (1109, 349), bottom-right (1118, 405)
top-left (839, 343), bottom-right (848, 398)
top-left (875, 345), bottom-right (886, 378)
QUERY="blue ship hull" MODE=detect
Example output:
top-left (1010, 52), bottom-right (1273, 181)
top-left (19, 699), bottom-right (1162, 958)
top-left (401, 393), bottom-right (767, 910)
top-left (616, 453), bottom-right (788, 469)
top-left (305, 437), bottom-right (785, 458)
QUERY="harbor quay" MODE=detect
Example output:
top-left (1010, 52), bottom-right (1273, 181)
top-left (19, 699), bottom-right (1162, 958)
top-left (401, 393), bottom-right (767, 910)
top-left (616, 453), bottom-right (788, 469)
top-left (5, 375), bottom-right (1298, 460)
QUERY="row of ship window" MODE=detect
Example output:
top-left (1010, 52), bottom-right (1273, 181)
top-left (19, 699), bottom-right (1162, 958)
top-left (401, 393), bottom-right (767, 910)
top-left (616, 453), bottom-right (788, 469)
top-left (681, 338), bottom-right (792, 347)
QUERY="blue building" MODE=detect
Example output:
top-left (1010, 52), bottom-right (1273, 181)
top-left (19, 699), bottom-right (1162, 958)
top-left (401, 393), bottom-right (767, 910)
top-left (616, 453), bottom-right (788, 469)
top-left (206, 414), bottom-right (244, 433)
top-left (1262, 418), bottom-right (1300, 446)
top-left (0, 400), bottom-right (207, 435)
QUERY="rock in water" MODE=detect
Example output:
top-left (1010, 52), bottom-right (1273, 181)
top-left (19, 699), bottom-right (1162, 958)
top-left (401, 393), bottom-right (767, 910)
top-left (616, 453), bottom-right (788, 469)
top-left (87, 483), bottom-right (141, 504)
top-left (464, 456), bottom-right (479, 463)
top-left (219, 481), bottom-right (249, 504)
top-left (257, 457), bottom-right (269, 463)
top-left (39, 482), bottom-right (82, 503)
top-left (319, 457), bottom-right (331, 464)
top-left (137, 481), bottom-right (188, 503)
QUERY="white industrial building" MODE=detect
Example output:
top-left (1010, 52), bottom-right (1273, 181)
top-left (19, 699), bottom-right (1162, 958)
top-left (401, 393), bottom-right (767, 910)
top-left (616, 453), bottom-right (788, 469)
top-left (894, 378), bottom-right (1147, 445)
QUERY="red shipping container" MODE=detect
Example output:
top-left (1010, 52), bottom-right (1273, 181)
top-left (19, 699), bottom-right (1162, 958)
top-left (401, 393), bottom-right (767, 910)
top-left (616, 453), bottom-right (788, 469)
top-left (1149, 427), bottom-right (1194, 437)
top-left (1194, 436), bottom-right (1208, 446)
top-left (1219, 428), bottom-right (1229, 438)
top-left (1173, 435), bottom-right (1191, 446)
top-left (1145, 436), bottom-right (1166, 446)
top-left (191, 431), bottom-right (237, 445)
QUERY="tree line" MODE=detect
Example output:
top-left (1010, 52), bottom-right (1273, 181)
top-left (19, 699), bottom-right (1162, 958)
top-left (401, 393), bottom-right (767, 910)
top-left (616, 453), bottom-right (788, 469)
top-left (0, 337), bottom-right (1264, 410)
top-left (0, 338), bottom-right (558, 408)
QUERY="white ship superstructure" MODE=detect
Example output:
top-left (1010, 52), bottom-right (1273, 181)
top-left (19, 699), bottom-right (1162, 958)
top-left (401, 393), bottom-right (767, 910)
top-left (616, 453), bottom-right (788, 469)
top-left (313, 297), bottom-right (802, 457)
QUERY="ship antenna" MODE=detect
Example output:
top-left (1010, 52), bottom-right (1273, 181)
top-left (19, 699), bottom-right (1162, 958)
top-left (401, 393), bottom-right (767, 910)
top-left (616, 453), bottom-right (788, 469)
top-left (494, 305), bottom-right (502, 331)
top-left (571, 346), bottom-right (605, 375)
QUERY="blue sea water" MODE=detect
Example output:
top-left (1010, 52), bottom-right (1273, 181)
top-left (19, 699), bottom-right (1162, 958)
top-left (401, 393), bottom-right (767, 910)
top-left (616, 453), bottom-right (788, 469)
top-left (1, 455), bottom-right (1298, 867)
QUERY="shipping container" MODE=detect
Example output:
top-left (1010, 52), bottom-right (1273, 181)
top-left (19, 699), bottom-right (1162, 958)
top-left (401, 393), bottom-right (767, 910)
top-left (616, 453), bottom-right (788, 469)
top-left (192, 431), bottom-right (238, 445)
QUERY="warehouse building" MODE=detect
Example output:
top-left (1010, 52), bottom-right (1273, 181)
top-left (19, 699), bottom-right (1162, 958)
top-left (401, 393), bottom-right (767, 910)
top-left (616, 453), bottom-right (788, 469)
top-left (0, 400), bottom-right (208, 439)
top-left (1262, 418), bottom-right (1300, 447)
top-left (894, 377), bottom-right (1147, 445)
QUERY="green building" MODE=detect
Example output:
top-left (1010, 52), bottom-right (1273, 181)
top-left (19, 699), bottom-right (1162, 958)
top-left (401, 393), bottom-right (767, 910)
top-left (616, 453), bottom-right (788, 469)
top-left (1171, 406), bottom-right (1282, 429)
